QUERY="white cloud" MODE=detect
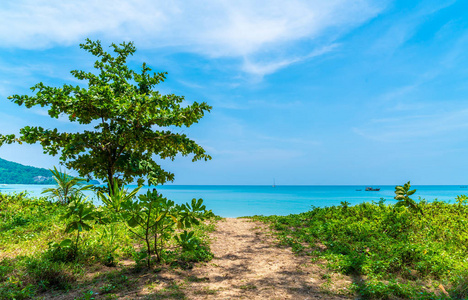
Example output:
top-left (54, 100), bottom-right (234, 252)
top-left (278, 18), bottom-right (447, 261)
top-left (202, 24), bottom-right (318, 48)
top-left (0, 0), bottom-right (386, 75)
top-left (241, 44), bottom-right (339, 77)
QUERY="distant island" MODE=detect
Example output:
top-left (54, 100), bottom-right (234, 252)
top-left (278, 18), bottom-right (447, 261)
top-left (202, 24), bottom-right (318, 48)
top-left (0, 157), bottom-right (99, 185)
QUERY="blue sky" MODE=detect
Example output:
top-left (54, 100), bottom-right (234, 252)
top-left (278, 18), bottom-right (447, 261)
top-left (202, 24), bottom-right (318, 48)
top-left (1, 0), bottom-right (468, 185)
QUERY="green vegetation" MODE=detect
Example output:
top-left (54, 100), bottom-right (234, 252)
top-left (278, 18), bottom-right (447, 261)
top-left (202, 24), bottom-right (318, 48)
top-left (42, 167), bottom-right (93, 204)
top-left (0, 191), bottom-right (217, 299)
top-left (0, 157), bottom-right (56, 184)
top-left (9, 39), bottom-right (211, 193)
top-left (252, 184), bottom-right (468, 299)
top-left (0, 39), bottom-right (214, 299)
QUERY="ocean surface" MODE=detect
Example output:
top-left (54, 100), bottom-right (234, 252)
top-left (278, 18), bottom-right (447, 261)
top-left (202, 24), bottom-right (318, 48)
top-left (1, 184), bottom-right (467, 218)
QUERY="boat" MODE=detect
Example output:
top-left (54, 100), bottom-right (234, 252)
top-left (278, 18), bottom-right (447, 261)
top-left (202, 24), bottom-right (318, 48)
top-left (272, 178), bottom-right (276, 188)
top-left (365, 187), bottom-right (380, 191)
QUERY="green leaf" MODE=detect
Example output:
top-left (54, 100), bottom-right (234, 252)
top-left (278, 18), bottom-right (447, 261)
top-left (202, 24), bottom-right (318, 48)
top-left (127, 216), bottom-right (139, 228)
top-left (60, 239), bottom-right (73, 247)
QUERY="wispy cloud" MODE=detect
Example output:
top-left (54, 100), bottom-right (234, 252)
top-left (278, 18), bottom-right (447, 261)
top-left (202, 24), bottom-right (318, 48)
top-left (376, 70), bottom-right (439, 107)
top-left (370, 0), bottom-right (457, 55)
top-left (241, 44), bottom-right (340, 77)
top-left (353, 108), bottom-right (468, 142)
top-left (0, 0), bottom-right (386, 75)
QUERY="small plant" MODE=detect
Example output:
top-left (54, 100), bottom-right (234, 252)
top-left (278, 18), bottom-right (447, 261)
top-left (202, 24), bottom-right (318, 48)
top-left (131, 249), bottom-right (149, 270)
top-left (97, 181), bottom-right (141, 266)
top-left (340, 201), bottom-right (350, 209)
top-left (42, 167), bottom-right (93, 204)
top-left (175, 230), bottom-right (198, 251)
top-left (394, 181), bottom-right (423, 215)
top-left (78, 290), bottom-right (96, 300)
top-left (62, 195), bottom-right (96, 257)
top-left (113, 189), bottom-right (211, 267)
top-left (47, 239), bottom-right (75, 262)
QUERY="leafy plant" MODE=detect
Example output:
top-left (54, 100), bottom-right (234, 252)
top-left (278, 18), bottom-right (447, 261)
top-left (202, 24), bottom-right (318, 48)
top-left (42, 166), bottom-right (93, 204)
top-left (63, 195), bottom-right (96, 257)
top-left (9, 39), bottom-right (211, 194)
top-left (121, 190), bottom-right (210, 267)
top-left (97, 181), bottom-right (141, 266)
top-left (46, 239), bottom-right (74, 262)
top-left (175, 230), bottom-right (197, 251)
top-left (340, 201), bottom-right (350, 209)
top-left (97, 180), bottom-right (141, 214)
top-left (394, 181), bottom-right (423, 215)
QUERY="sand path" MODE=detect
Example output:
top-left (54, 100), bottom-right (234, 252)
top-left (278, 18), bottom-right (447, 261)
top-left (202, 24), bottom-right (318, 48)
top-left (182, 218), bottom-right (351, 299)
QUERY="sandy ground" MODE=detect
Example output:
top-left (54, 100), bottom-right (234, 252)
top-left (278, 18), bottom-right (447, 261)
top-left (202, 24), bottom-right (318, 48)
top-left (42, 218), bottom-right (354, 299)
top-left (178, 218), bottom-right (353, 300)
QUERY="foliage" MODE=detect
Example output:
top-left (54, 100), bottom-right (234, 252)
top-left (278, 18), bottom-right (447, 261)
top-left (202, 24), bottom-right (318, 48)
top-left (104, 188), bottom-right (212, 267)
top-left (9, 39), bottom-right (211, 194)
top-left (96, 181), bottom-right (141, 266)
top-left (62, 195), bottom-right (96, 257)
top-left (46, 239), bottom-right (74, 262)
top-left (42, 166), bottom-right (93, 204)
top-left (175, 230), bottom-right (214, 264)
top-left (394, 181), bottom-right (423, 215)
top-left (0, 191), bottom-right (216, 298)
top-left (0, 134), bottom-right (20, 148)
top-left (253, 196), bottom-right (468, 299)
top-left (24, 257), bottom-right (76, 291)
top-left (175, 230), bottom-right (197, 251)
top-left (456, 194), bottom-right (468, 208)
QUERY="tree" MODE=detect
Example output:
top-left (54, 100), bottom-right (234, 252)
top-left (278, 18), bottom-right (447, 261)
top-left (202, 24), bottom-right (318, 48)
top-left (9, 39), bottom-right (211, 193)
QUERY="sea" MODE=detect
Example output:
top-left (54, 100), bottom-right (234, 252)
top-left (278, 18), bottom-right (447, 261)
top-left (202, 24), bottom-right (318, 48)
top-left (1, 184), bottom-right (467, 218)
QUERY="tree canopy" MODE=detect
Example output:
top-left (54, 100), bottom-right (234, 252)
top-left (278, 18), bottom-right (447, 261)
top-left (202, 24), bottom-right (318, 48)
top-left (8, 39), bottom-right (211, 192)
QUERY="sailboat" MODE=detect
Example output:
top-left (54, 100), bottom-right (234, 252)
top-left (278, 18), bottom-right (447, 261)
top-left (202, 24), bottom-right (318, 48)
top-left (272, 178), bottom-right (276, 188)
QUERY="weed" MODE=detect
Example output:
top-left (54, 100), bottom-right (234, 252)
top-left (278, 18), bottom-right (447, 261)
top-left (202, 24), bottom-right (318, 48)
top-left (24, 257), bottom-right (75, 291)
top-left (239, 284), bottom-right (257, 290)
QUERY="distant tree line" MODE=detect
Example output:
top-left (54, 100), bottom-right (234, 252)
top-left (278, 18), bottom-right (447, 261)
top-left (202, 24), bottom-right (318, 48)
top-left (0, 157), bottom-right (57, 184)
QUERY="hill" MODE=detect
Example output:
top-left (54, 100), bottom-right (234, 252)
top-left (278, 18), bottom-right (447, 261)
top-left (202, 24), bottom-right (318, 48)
top-left (0, 158), bottom-right (99, 185)
top-left (0, 158), bottom-right (56, 184)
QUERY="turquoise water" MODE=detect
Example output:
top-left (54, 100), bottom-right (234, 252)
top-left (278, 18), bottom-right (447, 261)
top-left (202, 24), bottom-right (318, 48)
top-left (1, 184), bottom-right (467, 217)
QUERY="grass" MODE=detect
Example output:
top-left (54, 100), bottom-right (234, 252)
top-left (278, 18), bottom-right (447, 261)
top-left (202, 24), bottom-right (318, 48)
top-left (6, 187), bottom-right (468, 299)
top-left (252, 199), bottom-right (468, 299)
top-left (0, 192), bottom-right (217, 299)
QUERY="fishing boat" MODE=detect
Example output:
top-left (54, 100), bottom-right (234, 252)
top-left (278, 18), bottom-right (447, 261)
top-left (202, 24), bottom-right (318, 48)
top-left (365, 187), bottom-right (380, 191)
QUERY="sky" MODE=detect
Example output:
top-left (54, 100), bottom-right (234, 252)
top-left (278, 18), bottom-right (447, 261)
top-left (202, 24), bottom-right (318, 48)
top-left (1, 0), bottom-right (468, 185)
